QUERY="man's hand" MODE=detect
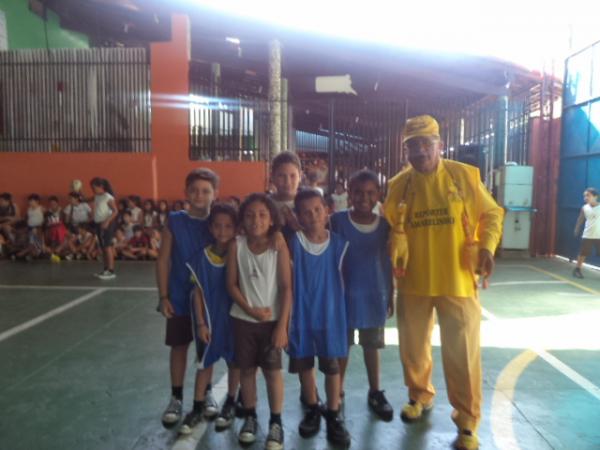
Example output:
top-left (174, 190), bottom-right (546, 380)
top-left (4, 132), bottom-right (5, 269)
top-left (271, 323), bottom-right (288, 350)
top-left (160, 297), bottom-right (175, 318)
top-left (198, 325), bottom-right (211, 343)
top-left (281, 207), bottom-right (302, 232)
top-left (251, 307), bottom-right (272, 322)
top-left (476, 249), bottom-right (495, 289)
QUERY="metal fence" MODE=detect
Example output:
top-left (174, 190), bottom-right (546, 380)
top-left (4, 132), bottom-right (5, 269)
top-left (0, 48), bottom-right (151, 153)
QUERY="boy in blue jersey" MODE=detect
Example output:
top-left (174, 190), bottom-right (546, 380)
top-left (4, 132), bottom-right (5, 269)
top-left (330, 169), bottom-right (394, 421)
top-left (156, 168), bottom-right (220, 429)
top-left (289, 189), bottom-right (351, 448)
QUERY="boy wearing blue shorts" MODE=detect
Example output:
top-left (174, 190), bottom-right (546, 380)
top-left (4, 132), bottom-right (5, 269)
top-left (331, 169), bottom-right (394, 421)
top-left (288, 189), bottom-right (351, 447)
top-left (156, 168), bottom-right (219, 429)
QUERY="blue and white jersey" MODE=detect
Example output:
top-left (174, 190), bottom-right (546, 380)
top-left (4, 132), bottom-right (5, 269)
top-left (288, 231), bottom-right (349, 359)
top-left (186, 247), bottom-right (235, 368)
top-left (330, 211), bottom-right (392, 329)
top-left (168, 211), bottom-right (212, 316)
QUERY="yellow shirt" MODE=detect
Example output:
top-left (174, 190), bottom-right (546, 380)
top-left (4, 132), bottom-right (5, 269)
top-left (384, 160), bottom-right (504, 298)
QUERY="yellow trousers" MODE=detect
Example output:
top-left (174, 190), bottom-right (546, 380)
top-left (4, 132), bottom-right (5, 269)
top-left (397, 294), bottom-right (482, 431)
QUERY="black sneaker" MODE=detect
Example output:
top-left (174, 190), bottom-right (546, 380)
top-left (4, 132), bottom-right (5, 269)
top-left (238, 415), bottom-right (258, 445)
top-left (299, 407), bottom-right (321, 438)
top-left (161, 396), bottom-right (183, 428)
top-left (300, 389), bottom-right (323, 409)
top-left (573, 268), bottom-right (584, 279)
top-left (368, 390), bottom-right (394, 422)
top-left (204, 390), bottom-right (218, 420)
top-left (179, 410), bottom-right (203, 435)
top-left (326, 413), bottom-right (351, 448)
top-left (215, 398), bottom-right (236, 431)
top-left (265, 422), bottom-right (284, 450)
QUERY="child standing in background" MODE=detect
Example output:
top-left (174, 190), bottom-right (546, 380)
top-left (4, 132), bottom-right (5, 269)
top-left (142, 199), bottom-right (158, 229)
top-left (269, 151), bottom-right (303, 244)
top-left (330, 169), bottom-right (394, 421)
top-left (156, 168), bottom-right (220, 430)
top-left (226, 193), bottom-right (292, 450)
top-left (573, 187), bottom-right (600, 278)
top-left (127, 195), bottom-right (143, 224)
top-left (46, 196), bottom-right (67, 259)
top-left (288, 189), bottom-right (351, 447)
top-left (91, 177), bottom-right (118, 280)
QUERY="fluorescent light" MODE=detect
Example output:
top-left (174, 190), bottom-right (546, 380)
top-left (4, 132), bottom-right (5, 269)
top-left (225, 36), bottom-right (241, 45)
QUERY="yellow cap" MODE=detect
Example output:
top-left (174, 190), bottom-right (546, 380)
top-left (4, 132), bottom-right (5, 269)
top-left (402, 115), bottom-right (440, 143)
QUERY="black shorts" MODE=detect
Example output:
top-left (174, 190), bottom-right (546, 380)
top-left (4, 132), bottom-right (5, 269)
top-left (95, 222), bottom-right (117, 249)
top-left (347, 327), bottom-right (385, 349)
top-left (580, 239), bottom-right (600, 257)
top-left (165, 315), bottom-right (194, 347)
top-left (289, 356), bottom-right (340, 375)
top-left (233, 318), bottom-right (282, 371)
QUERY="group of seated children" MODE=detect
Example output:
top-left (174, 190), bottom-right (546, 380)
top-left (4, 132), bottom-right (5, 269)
top-left (0, 188), bottom-right (197, 263)
top-left (158, 152), bottom-right (392, 450)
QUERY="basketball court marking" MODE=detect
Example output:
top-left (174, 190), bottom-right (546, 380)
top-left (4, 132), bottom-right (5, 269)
top-left (0, 285), bottom-right (157, 292)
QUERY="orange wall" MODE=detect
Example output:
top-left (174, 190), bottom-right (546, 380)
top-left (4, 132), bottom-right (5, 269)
top-left (0, 14), bottom-right (267, 211)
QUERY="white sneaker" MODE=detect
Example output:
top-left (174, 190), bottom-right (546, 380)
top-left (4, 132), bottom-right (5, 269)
top-left (162, 396), bottom-right (183, 428)
top-left (204, 390), bottom-right (219, 419)
top-left (97, 270), bottom-right (116, 280)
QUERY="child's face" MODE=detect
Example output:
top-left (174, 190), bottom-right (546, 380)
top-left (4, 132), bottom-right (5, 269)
top-left (123, 214), bottom-right (132, 224)
top-left (335, 183), bottom-right (344, 194)
top-left (243, 201), bottom-right (273, 238)
top-left (70, 196), bottom-right (78, 205)
top-left (144, 202), bottom-right (152, 211)
top-left (272, 163), bottom-right (301, 200)
top-left (159, 202), bottom-right (167, 211)
top-left (350, 181), bottom-right (379, 215)
top-left (91, 184), bottom-right (103, 195)
top-left (28, 199), bottom-right (39, 207)
top-left (186, 180), bottom-right (215, 211)
top-left (49, 200), bottom-right (59, 210)
top-left (584, 191), bottom-right (598, 204)
top-left (210, 213), bottom-right (236, 246)
top-left (134, 230), bottom-right (143, 238)
top-left (127, 199), bottom-right (136, 208)
top-left (297, 197), bottom-right (328, 233)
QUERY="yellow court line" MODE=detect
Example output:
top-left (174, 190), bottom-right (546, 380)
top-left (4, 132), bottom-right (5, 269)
top-left (524, 264), bottom-right (600, 296)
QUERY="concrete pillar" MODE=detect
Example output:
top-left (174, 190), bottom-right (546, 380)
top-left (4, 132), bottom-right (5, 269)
top-left (281, 77), bottom-right (288, 151)
top-left (269, 39), bottom-right (282, 157)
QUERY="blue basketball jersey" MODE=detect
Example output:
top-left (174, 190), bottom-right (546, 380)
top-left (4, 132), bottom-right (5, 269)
top-left (288, 231), bottom-right (349, 359)
top-left (168, 211), bottom-right (212, 316)
top-left (330, 211), bottom-right (392, 329)
top-left (186, 247), bottom-right (235, 368)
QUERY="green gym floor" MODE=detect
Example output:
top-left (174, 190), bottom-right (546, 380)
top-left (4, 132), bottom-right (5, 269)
top-left (1, 258), bottom-right (599, 450)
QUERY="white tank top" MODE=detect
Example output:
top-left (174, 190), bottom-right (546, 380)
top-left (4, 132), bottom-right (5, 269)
top-left (583, 204), bottom-right (600, 239)
top-left (230, 235), bottom-right (279, 323)
top-left (27, 207), bottom-right (44, 227)
top-left (94, 193), bottom-right (114, 223)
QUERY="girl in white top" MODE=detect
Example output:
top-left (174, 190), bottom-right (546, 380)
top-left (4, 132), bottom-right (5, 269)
top-left (574, 187), bottom-right (600, 278)
top-left (26, 194), bottom-right (45, 228)
top-left (91, 177), bottom-right (118, 280)
top-left (226, 193), bottom-right (292, 446)
top-left (64, 192), bottom-right (92, 226)
top-left (330, 181), bottom-right (349, 212)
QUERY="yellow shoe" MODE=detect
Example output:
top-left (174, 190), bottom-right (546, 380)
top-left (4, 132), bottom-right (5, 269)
top-left (400, 399), bottom-right (433, 422)
top-left (453, 429), bottom-right (479, 450)
top-left (50, 254), bottom-right (61, 263)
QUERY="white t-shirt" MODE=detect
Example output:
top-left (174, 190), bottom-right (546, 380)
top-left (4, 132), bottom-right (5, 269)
top-left (94, 193), bottom-right (115, 223)
top-left (583, 204), bottom-right (600, 239)
top-left (348, 210), bottom-right (380, 233)
top-left (297, 230), bottom-right (330, 255)
top-left (331, 192), bottom-right (348, 212)
top-left (64, 203), bottom-right (92, 225)
top-left (27, 206), bottom-right (44, 228)
top-left (230, 235), bottom-right (279, 323)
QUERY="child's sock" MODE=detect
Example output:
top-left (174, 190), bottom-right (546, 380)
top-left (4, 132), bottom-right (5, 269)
top-left (172, 386), bottom-right (183, 400)
top-left (244, 407), bottom-right (257, 418)
top-left (325, 409), bottom-right (339, 421)
top-left (193, 400), bottom-right (205, 413)
top-left (225, 394), bottom-right (235, 405)
top-left (269, 413), bottom-right (282, 426)
top-left (205, 383), bottom-right (212, 393)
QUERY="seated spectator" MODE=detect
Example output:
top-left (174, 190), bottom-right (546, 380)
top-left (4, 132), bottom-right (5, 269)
top-left (64, 192), bottom-right (92, 226)
top-left (157, 200), bottom-right (169, 228)
top-left (8, 221), bottom-right (31, 261)
top-left (116, 199), bottom-right (129, 227)
top-left (27, 194), bottom-right (45, 229)
top-left (45, 196), bottom-right (68, 258)
top-left (0, 192), bottom-right (20, 235)
top-left (148, 228), bottom-right (161, 260)
top-left (331, 181), bottom-right (349, 212)
top-left (14, 225), bottom-right (46, 262)
top-left (113, 228), bottom-right (128, 260)
top-left (142, 199), bottom-right (158, 229)
top-left (172, 200), bottom-right (184, 212)
top-left (62, 225), bottom-right (96, 261)
top-left (121, 225), bottom-right (149, 260)
top-left (127, 195), bottom-right (143, 224)
top-left (121, 210), bottom-right (135, 240)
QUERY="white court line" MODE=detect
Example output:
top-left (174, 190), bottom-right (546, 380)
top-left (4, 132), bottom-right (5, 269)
top-left (171, 373), bottom-right (229, 450)
top-left (489, 280), bottom-right (566, 287)
top-left (0, 288), bottom-right (107, 343)
top-left (0, 284), bottom-right (157, 292)
top-left (482, 307), bottom-right (600, 402)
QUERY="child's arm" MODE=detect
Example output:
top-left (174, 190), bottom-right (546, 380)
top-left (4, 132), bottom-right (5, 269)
top-left (226, 239), bottom-right (272, 322)
top-left (193, 287), bottom-right (210, 343)
top-left (272, 232), bottom-right (292, 349)
top-left (102, 198), bottom-right (118, 229)
top-left (574, 208), bottom-right (586, 237)
top-left (156, 226), bottom-right (174, 318)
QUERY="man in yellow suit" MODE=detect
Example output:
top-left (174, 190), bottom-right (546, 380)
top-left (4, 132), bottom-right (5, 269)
top-left (384, 115), bottom-right (503, 450)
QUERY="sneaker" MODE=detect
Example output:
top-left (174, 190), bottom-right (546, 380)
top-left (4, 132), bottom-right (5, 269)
top-left (238, 415), bottom-right (258, 445)
top-left (161, 396), bottom-right (183, 428)
top-left (265, 422), bottom-right (284, 450)
top-left (203, 390), bottom-right (218, 420)
top-left (215, 398), bottom-right (236, 431)
top-left (179, 410), bottom-right (204, 435)
top-left (453, 429), bottom-right (479, 450)
top-left (50, 253), bottom-right (61, 263)
top-left (235, 391), bottom-right (245, 418)
top-left (400, 399), bottom-right (433, 423)
top-left (299, 407), bottom-right (321, 438)
top-left (300, 389), bottom-right (323, 409)
top-left (573, 268), bottom-right (584, 279)
top-left (64, 254), bottom-right (73, 261)
top-left (368, 390), bottom-right (394, 422)
top-left (97, 269), bottom-right (116, 280)
top-left (326, 413), bottom-right (351, 447)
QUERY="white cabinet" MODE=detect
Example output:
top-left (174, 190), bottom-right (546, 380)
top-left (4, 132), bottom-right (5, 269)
top-left (498, 165), bottom-right (534, 250)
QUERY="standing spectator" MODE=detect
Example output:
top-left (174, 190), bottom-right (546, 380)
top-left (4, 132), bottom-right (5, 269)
top-left (330, 181), bottom-right (348, 212)
top-left (573, 187), bottom-right (600, 278)
top-left (64, 192), bottom-right (92, 226)
top-left (91, 177), bottom-right (119, 280)
top-left (157, 200), bottom-right (169, 229)
top-left (45, 196), bottom-right (67, 260)
top-left (128, 195), bottom-right (143, 224)
top-left (142, 199), bottom-right (158, 229)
